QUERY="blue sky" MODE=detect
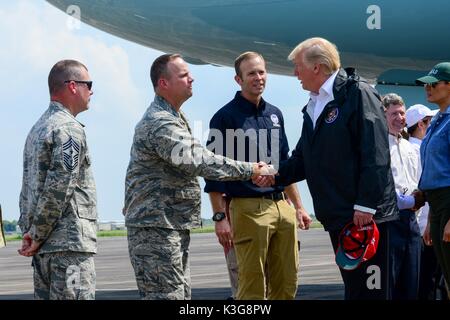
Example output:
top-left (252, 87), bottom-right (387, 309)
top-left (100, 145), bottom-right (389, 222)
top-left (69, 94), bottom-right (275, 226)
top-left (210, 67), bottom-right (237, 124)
top-left (0, 1), bottom-right (313, 222)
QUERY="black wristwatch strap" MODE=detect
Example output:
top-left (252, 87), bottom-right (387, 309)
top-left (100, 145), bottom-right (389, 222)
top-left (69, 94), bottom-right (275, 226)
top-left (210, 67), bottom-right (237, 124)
top-left (212, 211), bottom-right (226, 222)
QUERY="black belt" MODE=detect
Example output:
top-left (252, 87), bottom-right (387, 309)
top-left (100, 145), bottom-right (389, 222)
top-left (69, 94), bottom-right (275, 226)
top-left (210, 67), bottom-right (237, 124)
top-left (262, 192), bottom-right (285, 201)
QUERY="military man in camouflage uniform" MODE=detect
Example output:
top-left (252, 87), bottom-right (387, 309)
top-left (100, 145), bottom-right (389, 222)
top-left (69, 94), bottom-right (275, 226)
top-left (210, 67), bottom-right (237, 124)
top-left (18, 60), bottom-right (97, 300)
top-left (124, 54), bottom-right (270, 300)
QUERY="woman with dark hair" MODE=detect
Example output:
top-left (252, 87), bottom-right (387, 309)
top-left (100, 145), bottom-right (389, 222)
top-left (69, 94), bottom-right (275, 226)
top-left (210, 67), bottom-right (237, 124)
top-left (416, 62), bottom-right (450, 298)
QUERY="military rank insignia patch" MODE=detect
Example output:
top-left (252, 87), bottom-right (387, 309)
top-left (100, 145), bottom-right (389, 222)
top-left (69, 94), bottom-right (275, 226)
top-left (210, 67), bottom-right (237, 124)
top-left (325, 107), bottom-right (339, 124)
top-left (63, 137), bottom-right (80, 171)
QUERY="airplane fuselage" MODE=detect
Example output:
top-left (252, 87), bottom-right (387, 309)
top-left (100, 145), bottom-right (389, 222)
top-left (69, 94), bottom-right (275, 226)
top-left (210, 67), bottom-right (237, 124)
top-left (47, 0), bottom-right (450, 83)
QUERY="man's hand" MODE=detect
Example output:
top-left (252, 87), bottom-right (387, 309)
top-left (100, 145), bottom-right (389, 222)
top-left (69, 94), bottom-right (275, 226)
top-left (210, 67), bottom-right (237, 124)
top-left (250, 161), bottom-right (266, 179)
top-left (18, 234), bottom-right (40, 257)
top-left (18, 233), bottom-right (32, 255)
top-left (251, 162), bottom-right (277, 179)
top-left (412, 190), bottom-right (426, 211)
top-left (251, 162), bottom-right (276, 187)
top-left (443, 219), bottom-right (450, 243)
top-left (259, 164), bottom-right (277, 176)
top-left (296, 208), bottom-right (313, 230)
top-left (423, 221), bottom-right (432, 246)
top-left (353, 210), bottom-right (373, 227)
top-left (215, 219), bottom-right (233, 251)
top-left (252, 175), bottom-right (275, 187)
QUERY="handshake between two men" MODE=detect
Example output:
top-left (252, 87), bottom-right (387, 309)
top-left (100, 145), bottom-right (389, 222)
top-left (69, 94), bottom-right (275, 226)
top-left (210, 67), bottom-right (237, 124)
top-left (213, 161), bottom-right (311, 248)
top-left (250, 162), bottom-right (312, 231)
top-left (250, 162), bottom-right (277, 186)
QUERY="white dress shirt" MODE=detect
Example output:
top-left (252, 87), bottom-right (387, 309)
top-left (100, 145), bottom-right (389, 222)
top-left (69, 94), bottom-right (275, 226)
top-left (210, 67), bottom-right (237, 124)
top-left (389, 134), bottom-right (421, 213)
top-left (409, 136), bottom-right (429, 236)
top-left (306, 70), bottom-right (339, 129)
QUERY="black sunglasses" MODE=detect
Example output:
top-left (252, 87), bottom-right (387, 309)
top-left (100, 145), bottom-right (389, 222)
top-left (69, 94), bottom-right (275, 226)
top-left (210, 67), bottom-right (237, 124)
top-left (64, 80), bottom-right (93, 90)
top-left (424, 81), bottom-right (449, 89)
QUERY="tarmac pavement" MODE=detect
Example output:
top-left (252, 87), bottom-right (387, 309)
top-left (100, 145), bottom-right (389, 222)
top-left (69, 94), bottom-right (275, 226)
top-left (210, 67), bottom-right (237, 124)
top-left (0, 228), bottom-right (344, 300)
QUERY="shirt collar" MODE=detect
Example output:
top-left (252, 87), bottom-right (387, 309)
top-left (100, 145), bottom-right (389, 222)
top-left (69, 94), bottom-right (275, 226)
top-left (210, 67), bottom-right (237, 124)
top-left (388, 132), bottom-right (402, 144)
top-left (49, 101), bottom-right (84, 127)
top-left (235, 91), bottom-right (266, 114)
top-left (409, 136), bottom-right (422, 145)
top-left (309, 70), bottom-right (339, 102)
top-left (154, 95), bottom-right (180, 118)
top-left (443, 105), bottom-right (450, 114)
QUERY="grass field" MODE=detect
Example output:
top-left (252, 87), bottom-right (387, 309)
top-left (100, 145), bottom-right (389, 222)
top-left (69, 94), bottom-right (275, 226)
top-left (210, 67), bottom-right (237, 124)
top-left (4, 226), bottom-right (216, 242)
top-left (5, 221), bottom-right (323, 242)
top-left (5, 234), bottom-right (22, 242)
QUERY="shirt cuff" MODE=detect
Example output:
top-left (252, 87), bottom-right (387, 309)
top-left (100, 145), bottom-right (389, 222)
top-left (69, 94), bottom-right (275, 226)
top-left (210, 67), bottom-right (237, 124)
top-left (244, 163), bottom-right (254, 180)
top-left (353, 205), bottom-right (376, 215)
top-left (396, 193), bottom-right (415, 210)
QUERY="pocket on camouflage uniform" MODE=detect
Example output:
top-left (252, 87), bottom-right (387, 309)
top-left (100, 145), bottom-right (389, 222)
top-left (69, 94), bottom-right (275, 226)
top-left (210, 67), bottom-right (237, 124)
top-left (74, 188), bottom-right (96, 221)
top-left (74, 189), bottom-right (97, 242)
top-left (76, 205), bottom-right (96, 220)
top-left (131, 244), bottom-right (163, 293)
top-left (174, 188), bottom-right (200, 200)
top-left (170, 188), bottom-right (201, 212)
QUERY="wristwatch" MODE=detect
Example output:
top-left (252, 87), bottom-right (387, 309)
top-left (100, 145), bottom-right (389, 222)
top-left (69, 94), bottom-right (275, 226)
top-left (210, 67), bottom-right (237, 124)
top-left (212, 211), bottom-right (226, 222)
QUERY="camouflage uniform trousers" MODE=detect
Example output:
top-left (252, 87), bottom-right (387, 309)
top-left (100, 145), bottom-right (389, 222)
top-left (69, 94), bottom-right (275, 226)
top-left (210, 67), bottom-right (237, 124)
top-left (32, 251), bottom-right (95, 300)
top-left (127, 226), bottom-right (191, 300)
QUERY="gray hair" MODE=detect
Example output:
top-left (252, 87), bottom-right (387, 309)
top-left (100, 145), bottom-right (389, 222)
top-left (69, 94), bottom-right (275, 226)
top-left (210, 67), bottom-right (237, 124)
top-left (48, 60), bottom-right (87, 95)
top-left (382, 93), bottom-right (405, 110)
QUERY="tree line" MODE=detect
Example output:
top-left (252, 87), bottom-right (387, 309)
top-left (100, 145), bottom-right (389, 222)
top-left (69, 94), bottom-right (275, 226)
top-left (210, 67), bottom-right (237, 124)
top-left (2, 220), bottom-right (18, 233)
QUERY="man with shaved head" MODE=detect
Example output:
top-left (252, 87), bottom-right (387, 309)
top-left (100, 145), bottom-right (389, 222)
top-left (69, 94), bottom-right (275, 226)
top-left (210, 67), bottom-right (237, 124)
top-left (19, 59), bottom-right (97, 300)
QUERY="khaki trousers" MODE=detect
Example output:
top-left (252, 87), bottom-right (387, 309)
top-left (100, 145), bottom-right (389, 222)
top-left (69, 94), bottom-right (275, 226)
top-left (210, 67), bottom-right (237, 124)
top-left (231, 197), bottom-right (298, 300)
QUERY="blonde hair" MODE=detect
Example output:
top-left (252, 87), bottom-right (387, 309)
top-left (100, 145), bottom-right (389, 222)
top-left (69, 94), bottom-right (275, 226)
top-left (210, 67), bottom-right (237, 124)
top-left (288, 37), bottom-right (341, 75)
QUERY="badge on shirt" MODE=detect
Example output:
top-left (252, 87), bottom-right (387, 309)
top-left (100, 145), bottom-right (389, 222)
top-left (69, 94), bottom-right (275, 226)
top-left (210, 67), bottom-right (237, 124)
top-left (63, 136), bottom-right (80, 172)
top-left (270, 114), bottom-right (280, 127)
top-left (325, 107), bottom-right (339, 124)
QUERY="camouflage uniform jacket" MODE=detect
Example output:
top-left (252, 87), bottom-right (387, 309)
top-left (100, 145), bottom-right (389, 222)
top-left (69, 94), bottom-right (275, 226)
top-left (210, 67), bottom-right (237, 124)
top-left (19, 101), bottom-right (97, 254)
top-left (124, 95), bottom-right (253, 230)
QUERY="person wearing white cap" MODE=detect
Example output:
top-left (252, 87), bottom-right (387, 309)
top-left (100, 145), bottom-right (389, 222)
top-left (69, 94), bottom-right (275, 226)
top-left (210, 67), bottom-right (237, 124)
top-left (406, 104), bottom-right (439, 299)
top-left (406, 104), bottom-right (438, 143)
top-left (406, 104), bottom-right (436, 234)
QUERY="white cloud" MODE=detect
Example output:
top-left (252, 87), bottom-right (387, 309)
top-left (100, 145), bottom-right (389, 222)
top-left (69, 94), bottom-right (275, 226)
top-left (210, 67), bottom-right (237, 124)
top-left (0, 1), bottom-right (314, 222)
top-left (0, 1), bottom-right (151, 221)
top-left (0, 1), bottom-right (144, 119)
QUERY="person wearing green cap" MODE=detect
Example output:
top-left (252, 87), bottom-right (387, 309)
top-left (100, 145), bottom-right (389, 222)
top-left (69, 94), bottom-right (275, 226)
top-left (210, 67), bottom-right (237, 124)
top-left (415, 62), bottom-right (450, 298)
